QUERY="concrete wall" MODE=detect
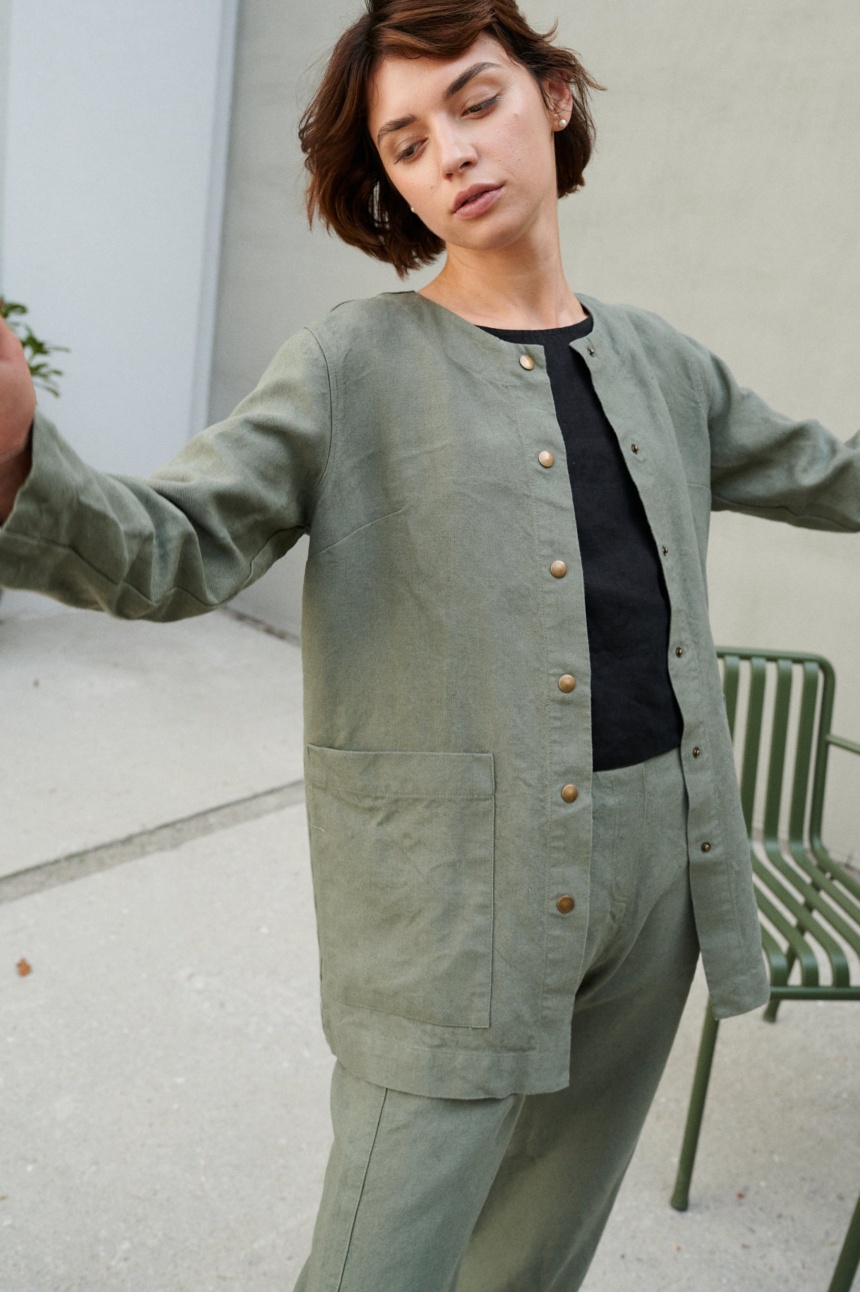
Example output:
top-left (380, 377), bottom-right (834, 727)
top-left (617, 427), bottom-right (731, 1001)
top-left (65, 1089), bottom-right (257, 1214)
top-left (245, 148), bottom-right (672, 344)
top-left (546, 0), bottom-right (860, 857)
top-left (214, 0), bottom-right (859, 855)
top-left (209, 0), bottom-right (435, 636)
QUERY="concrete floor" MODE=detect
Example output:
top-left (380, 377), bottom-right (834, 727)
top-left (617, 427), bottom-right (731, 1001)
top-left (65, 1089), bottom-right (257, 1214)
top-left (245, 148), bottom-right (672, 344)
top-left (0, 593), bottom-right (857, 1291)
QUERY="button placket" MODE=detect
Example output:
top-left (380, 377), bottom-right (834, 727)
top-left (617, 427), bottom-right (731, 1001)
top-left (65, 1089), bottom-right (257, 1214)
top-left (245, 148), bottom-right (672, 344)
top-left (528, 355), bottom-right (590, 991)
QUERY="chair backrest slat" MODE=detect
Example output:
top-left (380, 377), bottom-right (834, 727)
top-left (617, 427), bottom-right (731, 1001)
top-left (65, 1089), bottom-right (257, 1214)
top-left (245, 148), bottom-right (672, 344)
top-left (788, 662), bottom-right (821, 846)
top-left (809, 657), bottom-right (838, 847)
top-left (739, 657), bottom-right (767, 831)
top-left (722, 653), bottom-right (741, 740)
top-left (762, 659), bottom-right (793, 842)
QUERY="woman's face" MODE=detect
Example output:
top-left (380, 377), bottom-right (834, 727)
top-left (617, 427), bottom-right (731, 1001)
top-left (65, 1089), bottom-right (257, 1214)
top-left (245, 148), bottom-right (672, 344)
top-left (368, 34), bottom-right (571, 256)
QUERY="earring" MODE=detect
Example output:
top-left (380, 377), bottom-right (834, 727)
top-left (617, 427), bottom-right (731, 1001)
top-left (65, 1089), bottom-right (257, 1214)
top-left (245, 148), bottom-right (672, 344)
top-left (558, 117), bottom-right (567, 129)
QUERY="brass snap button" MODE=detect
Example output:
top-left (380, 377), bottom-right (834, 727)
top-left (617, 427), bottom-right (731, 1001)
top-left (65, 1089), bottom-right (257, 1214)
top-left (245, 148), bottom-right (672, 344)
top-left (561, 784), bottom-right (579, 803)
top-left (701, 841), bottom-right (712, 853)
top-left (558, 674), bottom-right (576, 693)
top-left (538, 451), bottom-right (555, 468)
top-left (556, 895), bottom-right (575, 914)
top-left (519, 354), bottom-right (535, 371)
top-left (550, 560), bottom-right (568, 579)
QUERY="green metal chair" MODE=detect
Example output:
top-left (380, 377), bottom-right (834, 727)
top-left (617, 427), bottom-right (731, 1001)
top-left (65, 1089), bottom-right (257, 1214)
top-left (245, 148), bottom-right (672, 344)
top-left (670, 647), bottom-right (860, 1292)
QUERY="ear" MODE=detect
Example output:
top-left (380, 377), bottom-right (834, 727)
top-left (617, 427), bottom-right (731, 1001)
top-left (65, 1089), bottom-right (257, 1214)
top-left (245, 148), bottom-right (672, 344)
top-left (543, 75), bottom-right (573, 127)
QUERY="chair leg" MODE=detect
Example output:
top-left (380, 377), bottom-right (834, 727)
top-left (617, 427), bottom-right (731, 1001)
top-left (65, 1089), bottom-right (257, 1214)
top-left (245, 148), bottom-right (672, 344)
top-left (827, 1193), bottom-right (860, 1292)
top-left (762, 995), bottom-right (782, 1023)
top-left (670, 1006), bottom-right (720, 1211)
top-left (764, 945), bottom-right (798, 1023)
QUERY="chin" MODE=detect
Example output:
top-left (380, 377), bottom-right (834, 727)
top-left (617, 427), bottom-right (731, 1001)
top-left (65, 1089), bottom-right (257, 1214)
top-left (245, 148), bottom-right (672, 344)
top-left (440, 213), bottom-right (522, 251)
top-left (449, 227), bottom-right (525, 255)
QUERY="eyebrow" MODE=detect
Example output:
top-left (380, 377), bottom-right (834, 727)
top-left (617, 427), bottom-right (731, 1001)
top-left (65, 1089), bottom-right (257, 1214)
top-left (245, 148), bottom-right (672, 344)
top-left (375, 61), bottom-right (502, 147)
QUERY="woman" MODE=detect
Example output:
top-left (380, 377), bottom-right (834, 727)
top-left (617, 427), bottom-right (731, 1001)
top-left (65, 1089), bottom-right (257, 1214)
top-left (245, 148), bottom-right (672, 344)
top-left (0, 2), bottom-right (858, 1288)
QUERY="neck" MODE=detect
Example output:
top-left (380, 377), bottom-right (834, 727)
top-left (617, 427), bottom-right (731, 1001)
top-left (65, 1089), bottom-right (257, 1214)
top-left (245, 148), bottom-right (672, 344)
top-left (417, 223), bottom-right (585, 331)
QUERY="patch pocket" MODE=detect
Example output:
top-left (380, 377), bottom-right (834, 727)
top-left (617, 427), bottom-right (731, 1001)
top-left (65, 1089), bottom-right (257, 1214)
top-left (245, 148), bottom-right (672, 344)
top-left (306, 746), bottom-right (495, 1028)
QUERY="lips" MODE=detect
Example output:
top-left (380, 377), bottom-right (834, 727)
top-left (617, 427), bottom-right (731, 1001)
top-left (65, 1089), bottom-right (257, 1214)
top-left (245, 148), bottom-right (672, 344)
top-left (452, 183), bottom-right (502, 213)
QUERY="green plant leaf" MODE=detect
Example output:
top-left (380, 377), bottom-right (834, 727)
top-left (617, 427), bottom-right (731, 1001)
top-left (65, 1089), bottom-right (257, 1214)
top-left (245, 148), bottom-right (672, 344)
top-left (0, 296), bottom-right (69, 396)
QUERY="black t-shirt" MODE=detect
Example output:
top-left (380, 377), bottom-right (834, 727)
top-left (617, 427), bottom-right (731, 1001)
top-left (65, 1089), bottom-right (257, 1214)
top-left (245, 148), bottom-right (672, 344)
top-left (483, 315), bottom-right (683, 770)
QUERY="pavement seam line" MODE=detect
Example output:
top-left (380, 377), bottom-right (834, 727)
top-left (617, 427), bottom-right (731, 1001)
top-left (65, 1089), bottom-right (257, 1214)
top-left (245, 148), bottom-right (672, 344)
top-left (222, 605), bottom-right (301, 646)
top-left (0, 780), bottom-right (306, 905)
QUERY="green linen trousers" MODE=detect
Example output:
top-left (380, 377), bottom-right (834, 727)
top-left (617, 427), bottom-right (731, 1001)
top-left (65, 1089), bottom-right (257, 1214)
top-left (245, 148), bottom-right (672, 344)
top-left (296, 748), bottom-right (699, 1292)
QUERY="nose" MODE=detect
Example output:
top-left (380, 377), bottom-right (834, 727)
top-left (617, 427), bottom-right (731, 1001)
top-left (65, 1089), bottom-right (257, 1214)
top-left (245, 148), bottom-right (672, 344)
top-left (436, 124), bottom-right (477, 179)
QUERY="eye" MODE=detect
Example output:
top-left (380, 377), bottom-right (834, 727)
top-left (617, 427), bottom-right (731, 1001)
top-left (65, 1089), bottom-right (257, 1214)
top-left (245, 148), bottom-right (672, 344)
top-left (464, 94), bottom-right (500, 116)
top-left (394, 139), bottom-right (424, 164)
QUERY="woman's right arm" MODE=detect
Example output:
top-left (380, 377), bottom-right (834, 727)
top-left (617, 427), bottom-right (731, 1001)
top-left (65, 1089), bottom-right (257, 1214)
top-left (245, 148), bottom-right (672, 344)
top-left (0, 316), bottom-right (37, 522)
top-left (0, 320), bottom-right (333, 619)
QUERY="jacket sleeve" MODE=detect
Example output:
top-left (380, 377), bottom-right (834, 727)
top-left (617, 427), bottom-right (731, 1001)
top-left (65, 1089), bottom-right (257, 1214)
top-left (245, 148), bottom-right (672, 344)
top-left (0, 326), bottom-right (332, 619)
top-left (691, 340), bottom-right (860, 532)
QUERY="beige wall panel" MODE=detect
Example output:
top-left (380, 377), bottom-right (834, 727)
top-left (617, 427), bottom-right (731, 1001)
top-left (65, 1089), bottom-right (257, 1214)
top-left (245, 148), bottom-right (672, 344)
top-left (211, 0), bottom-right (434, 636)
top-left (214, 1), bottom-right (859, 855)
top-left (546, 0), bottom-right (860, 854)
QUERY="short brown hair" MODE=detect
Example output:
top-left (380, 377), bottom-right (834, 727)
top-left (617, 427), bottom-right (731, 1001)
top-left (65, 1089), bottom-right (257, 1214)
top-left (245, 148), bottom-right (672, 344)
top-left (298, 1), bottom-right (603, 276)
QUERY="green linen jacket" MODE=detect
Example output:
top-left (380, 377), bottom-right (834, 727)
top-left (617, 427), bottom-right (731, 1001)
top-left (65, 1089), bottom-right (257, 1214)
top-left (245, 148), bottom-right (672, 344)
top-left (2, 291), bottom-right (858, 1099)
